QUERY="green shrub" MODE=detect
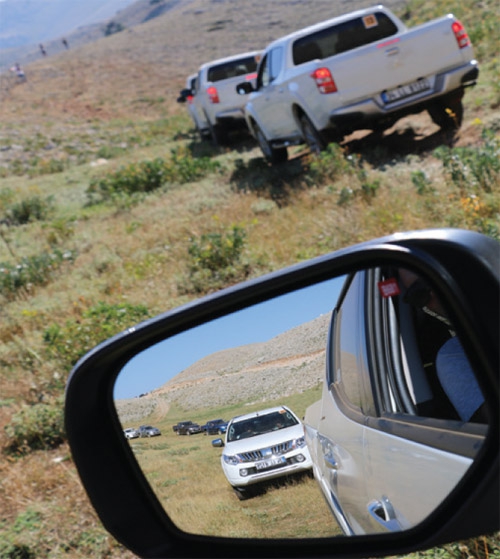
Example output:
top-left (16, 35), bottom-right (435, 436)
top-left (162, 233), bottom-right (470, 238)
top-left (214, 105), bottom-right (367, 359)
top-left (86, 148), bottom-right (221, 204)
top-left (411, 170), bottom-right (434, 195)
top-left (434, 128), bottom-right (500, 194)
top-left (306, 143), bottom-right (351, 185)
top-left (0, 249), bottom-right (76, 299)
top-left (4, 401), bottom-right (65, 454)
top-left (43, 302), bottom-right (150, 370)
top-left (180, 225), bottom-right (250, 294)
top-left (4, 195), bottom-right (54, 225)
top-left (188, 225), bottom-right (246, 273)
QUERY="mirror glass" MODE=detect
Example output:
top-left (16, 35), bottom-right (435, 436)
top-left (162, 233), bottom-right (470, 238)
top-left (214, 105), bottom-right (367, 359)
top-left (114, 268), bottom-right (488, 538)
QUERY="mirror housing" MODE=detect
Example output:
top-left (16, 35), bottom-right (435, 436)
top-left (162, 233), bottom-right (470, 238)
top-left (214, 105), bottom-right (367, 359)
top-left (212, 438), bottom-right (224, 448)
top-left (236, 81), bottom-right (254, 95)
top-left (65, 229), bottom-right (499, 558)
top-left (177, 88), bottom-right (192, 103)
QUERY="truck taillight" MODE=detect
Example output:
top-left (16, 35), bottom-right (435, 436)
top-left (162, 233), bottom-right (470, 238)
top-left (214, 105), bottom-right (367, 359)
top-left (452, 20), bottom-right (471, 49)
top-left (311, 68), bottom-right (337, 94)
top-left (207, 86), bottom-right (220, 103)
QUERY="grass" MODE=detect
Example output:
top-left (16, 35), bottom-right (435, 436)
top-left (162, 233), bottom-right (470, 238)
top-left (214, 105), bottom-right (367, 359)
top-left (0, 0), bottom-right (499, 556)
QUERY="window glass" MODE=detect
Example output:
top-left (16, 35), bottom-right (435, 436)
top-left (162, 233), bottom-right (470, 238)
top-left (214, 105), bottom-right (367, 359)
top-left (207, 56), bottom-right (258, 82)
top-left (269, 47), bottom-right (283, 81)
top-left (375, 268), bottom-right (487, 425)
top-left (292, 12), bottom-right (398, 65)
top-left (333, 274), bottom-right (365, 411)
top-left (257, 53), bottom-right (270, 88)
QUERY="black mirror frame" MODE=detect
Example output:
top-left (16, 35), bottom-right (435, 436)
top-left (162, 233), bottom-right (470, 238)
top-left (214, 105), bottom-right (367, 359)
top-left (65, 229), bottom-right (499, 559)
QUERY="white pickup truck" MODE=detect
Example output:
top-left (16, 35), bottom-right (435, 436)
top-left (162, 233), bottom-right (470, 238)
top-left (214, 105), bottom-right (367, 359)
top-left (236, 5), bottom-right (479, 163)
top-left (179, 51), bottom-right (260, 145)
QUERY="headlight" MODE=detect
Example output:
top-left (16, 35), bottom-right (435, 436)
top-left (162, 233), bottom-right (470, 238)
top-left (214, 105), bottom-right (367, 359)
top-left (293, 437), bottom-right (306, 449)
top-left (223, 454), bottom-right (240, 466)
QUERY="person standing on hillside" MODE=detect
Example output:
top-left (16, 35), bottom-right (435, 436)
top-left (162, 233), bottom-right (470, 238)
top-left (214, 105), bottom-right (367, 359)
top-left (10, 63), bottom-right (26, 82)
top-left (62, 38), bottom-right (69, 49)
top-left (39, 44), bottom-right (47, 56)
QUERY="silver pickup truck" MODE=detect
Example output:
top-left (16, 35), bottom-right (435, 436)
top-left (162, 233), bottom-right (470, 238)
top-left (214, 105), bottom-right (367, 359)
top-left (180, 51), bottom-right (260, 145)
top-left (237, 6), bottom-right (479, 163)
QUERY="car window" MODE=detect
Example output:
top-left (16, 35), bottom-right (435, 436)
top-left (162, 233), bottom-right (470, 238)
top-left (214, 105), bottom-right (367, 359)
top-left (292, 12), bottom-right (398, 65)
top-left (256, 53), bottom-right (270, 89)
top-left (207, 56), bottom-right (258, 82)
top-left (269, 47), bottom-right (283, 81)
top-left (228, 410), bottom-right (298, 441)
top-left (331, 273), bottom-right (374, 415)
top-left (333, 268), bottom-right (488, 425)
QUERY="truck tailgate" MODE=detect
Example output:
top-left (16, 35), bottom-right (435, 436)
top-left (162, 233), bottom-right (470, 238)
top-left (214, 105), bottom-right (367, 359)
top-left (329, 16), bottom-right (474, 104)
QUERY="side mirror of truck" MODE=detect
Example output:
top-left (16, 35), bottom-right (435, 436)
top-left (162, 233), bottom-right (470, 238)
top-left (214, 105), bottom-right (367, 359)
top-left (236, 81), bottom-right (254, 95)
top-left (65, 229), bottom-right (499, 559)
top-left (211, 438), bottom-right (224, 448)
top-left (177, 88), bottom-right (192, 103)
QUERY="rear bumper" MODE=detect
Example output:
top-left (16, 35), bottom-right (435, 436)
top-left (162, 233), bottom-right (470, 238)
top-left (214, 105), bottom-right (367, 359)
top-left (327, 60), bottom-right (478, 134)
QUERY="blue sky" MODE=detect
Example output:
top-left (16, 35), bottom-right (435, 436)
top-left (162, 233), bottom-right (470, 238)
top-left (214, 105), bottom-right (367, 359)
top-left (114, 275), bottom-right (346, 399)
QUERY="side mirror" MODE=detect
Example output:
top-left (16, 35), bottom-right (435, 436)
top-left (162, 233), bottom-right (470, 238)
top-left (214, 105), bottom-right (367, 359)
top-left (177, 88), bottom-right (192, 103)
top-left (65, 229), bottom-right (499, 559)
top-left (211, 438), bottom-right (224, 448)
top-left (236, 81), bottom-right (254, 95)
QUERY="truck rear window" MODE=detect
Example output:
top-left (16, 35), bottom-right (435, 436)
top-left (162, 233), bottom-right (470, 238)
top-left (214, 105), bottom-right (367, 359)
top-left (207, 56), bottom-right (258, 82)
top-left (293, 12), bottom-right (398, 65)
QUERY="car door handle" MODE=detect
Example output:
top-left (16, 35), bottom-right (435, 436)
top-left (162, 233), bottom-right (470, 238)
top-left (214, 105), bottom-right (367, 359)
top-left (317, 434), bottom-right (338, 469)
top-left (367, 496), bottom-right (402, 532)
top-left (385, 47), bottom-right (400, 56)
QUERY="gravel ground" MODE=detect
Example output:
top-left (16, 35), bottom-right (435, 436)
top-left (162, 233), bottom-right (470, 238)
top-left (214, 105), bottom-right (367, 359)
top-left (116, 312), bottom-right (331, 424)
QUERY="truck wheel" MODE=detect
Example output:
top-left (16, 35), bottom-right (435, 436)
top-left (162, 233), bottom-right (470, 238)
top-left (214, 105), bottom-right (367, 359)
top-left (428, 97), bottom-right (463, 131)
top-left (299, 113), bottom-right (326, 155)
top-left (233, 486), bottom-right (251, 501)
top-left (254, 123), bottom-right (287, 164)
top-left (205, 113), bottom-right (226, 146)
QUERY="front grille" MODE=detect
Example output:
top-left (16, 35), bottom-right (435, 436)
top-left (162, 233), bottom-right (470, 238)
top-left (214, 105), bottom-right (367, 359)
top-left (238, 440), bottom-right (294, 463)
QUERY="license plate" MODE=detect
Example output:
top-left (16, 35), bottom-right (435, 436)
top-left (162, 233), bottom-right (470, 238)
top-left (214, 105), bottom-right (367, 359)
top-left (382, 78), bottom-right (430, 103)
top-left (255, 456), bottom-right (287, 470)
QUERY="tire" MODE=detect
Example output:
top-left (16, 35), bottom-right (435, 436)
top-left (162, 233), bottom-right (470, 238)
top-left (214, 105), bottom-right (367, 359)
top-left (428, 97), bottom-right (463, 131)
top-left (233, 486), bottom-right (252, 501)
top-left (253, 122), bottom-right (288, 164)
top-left (299, 113), bottom-right (326, 155)
top-left (204, 112), bottom-right (226, 146)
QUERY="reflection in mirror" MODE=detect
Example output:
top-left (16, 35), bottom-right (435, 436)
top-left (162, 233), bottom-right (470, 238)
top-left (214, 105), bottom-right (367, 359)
top-left (114, 269), bottom-right (488, 539)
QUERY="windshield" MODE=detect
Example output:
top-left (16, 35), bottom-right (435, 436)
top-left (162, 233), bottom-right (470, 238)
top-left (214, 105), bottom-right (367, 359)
top-left (227, 410), bottom-right (298, 442)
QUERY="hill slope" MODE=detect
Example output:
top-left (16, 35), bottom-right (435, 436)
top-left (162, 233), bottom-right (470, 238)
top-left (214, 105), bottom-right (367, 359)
top-left (116, 312), bottom-right (331, 423)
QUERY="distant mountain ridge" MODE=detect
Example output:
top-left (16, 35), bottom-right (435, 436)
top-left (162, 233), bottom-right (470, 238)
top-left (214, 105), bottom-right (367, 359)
top-left (0, 0), bottom-right (139, 49)
top-left (0, 0), bottom-right (184, 68)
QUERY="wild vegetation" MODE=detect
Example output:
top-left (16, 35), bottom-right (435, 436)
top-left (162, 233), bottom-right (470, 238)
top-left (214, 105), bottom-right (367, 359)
top-left (0, 0), bottom-right (499, 557)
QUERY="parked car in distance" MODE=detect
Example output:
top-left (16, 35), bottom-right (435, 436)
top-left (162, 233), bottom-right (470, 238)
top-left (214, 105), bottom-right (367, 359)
top-left (202, 418), bottom-right (228, 435)
top-left (220, 405), bottom-right (312, 500)
top-left (137, 425), bottom-right (161, 437)
top-left (174, 420), bottom-right (202, 435)
top-left (123, 427), bottom-right (139, 439)
top-left (304, 267), bottom-right (488, 535)
top-left (184, 50), bottom-right (260, 145)
top-left (237, 6), bottom-right (478, 163)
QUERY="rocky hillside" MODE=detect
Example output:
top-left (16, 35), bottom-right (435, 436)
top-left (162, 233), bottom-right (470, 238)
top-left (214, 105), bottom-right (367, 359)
top-left (116, 311), bottom-right (331, 423)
